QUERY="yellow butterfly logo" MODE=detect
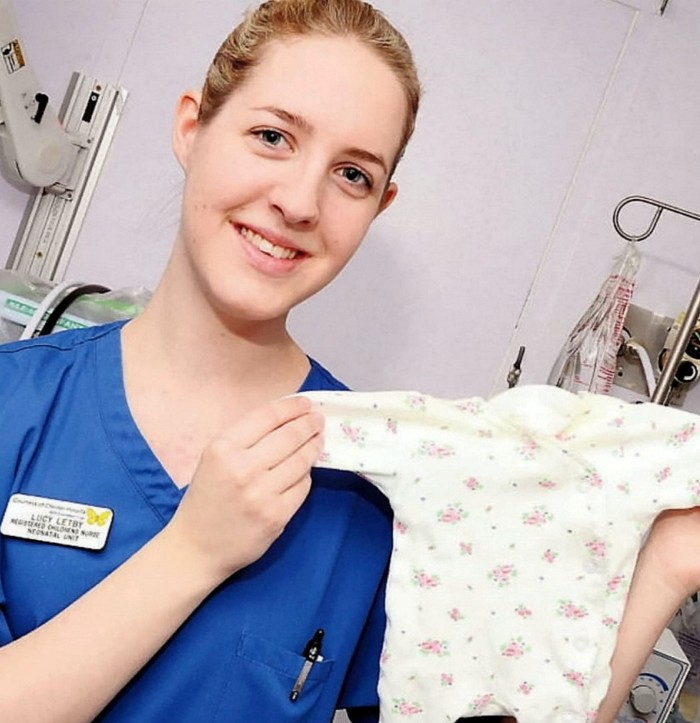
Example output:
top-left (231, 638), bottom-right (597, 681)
top-left (86, 507), bottom-right (112, 526)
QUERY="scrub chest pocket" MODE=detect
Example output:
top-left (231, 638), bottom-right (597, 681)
top-left (219, 631), bottom-right (334, 720)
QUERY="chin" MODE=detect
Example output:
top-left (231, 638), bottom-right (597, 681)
top-left (213, 300), bottom-right (290, 329)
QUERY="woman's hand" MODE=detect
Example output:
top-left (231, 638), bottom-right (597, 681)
top-left (165, 395), bottom-right (324, 584)
top-left (0, 394), bottom-right (323, 722)
top-left (640, 507), bottom-right (700, 599)
top-left (595, 506), bottom-right (700, 722)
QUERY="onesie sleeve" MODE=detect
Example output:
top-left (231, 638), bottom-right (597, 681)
top-left (301, 391), bottom-right (402, 489)
top-left (303, 389), bottom-right (471, 501)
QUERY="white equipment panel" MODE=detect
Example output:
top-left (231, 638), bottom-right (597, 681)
top-left (617, 628), bottom-right (690, 723)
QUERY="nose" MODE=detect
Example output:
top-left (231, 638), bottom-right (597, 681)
top-left (269, 161), bottom-right (322, 227)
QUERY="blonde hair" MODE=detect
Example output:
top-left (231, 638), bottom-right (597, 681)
top-left (199, 0), bottom-right (421, 172)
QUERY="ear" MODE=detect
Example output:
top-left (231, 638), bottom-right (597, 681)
top-left (376, 181), bottom-right (398, 217)
top-left (172, 90), bottom-right (203, 170)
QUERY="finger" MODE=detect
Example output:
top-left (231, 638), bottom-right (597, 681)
top-left (248, 411), bottom-right (324, 471)
top-left (223, 395), bottom-right (316, 449)
top-left (265, 431), bottom-right (325, 494)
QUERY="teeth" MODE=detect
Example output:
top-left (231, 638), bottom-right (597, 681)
top-left (240, 226), bottom-right (298, 260)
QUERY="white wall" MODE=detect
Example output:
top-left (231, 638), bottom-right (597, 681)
top-left (507, 0), bottom-right (700, 400)
top-left (3, 0), bottom-right (700, 405)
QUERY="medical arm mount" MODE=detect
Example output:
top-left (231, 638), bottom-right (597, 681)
top-left (0, 0), bottom-right (78, 191)
top-left (612, 195), bottom-right (700, 406)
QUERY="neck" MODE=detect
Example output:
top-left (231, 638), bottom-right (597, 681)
top-left (122, 254), bottom-right (310, 411)
top-left (118, 245), bottom-right (312, 487)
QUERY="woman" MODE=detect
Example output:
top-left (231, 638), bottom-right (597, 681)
top-left (0, 1), bottom-right (417, 721)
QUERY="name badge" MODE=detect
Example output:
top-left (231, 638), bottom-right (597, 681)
top-left (1, 493), bottom-right (113, 550)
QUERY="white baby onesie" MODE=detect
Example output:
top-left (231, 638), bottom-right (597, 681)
top-left (302, 385), bottom-right (700, 723)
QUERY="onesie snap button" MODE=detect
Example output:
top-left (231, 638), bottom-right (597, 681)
top-left (574, 636), bottom-right (590, 651)
top-left (583, 558), bottom-right (604, 574)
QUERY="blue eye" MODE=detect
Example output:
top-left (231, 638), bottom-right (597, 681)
top-left (341, 166), bottom-right (372, 188)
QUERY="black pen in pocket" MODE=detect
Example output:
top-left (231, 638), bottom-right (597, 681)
top-left (290, 628), bottom-right (325, 702)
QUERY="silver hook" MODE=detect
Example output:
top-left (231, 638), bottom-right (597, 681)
top-left (612, 195), bottom-right (700, 243)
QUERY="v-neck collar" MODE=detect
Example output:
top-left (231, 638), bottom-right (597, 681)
top-left (93, 321), bottom-right (334, 523)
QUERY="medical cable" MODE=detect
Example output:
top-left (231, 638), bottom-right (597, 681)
top-left (625, 339), bottom-right (657, 397)
top-left (19, 280), bottom-right (84, 340)
top-left (38, 284), bottom-right (110, 336)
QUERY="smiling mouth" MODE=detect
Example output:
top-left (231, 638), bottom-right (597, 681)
top-left (239, 226), bottom-right (301, 260)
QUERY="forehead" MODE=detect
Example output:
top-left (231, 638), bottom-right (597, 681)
top-left (232, 35), bottom-right (407, 164)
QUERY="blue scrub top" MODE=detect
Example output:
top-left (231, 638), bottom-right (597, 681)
top-left (0, 322), bottom-right (392, 722)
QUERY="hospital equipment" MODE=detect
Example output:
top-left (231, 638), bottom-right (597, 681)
top-left (616, 629), bottom-right (690, 723)
top-left (0, 0), bottom-right (75, 191)
top-left (0, 0), bottom-right (127, 281)
top-left (562, 570), bottom-right (689, 722)
top-left (0, 269), bottom-right (148, 340)
top-left (548, 239), bottom-right (639, 395)
top-left (612, 196), bottom-right (700, 406)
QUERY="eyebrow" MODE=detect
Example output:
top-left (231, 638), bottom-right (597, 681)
top-left (345, 147), bottom-right (388, 176)
top-left (256, 106), bottom-right (314, 134)
top-left (255, 105), bottom-right (389, 176)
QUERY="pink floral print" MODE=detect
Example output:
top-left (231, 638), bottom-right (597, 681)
top-left (437, 503), bottom-right (467, 524)
top-left (606, 574), bottom-right (626, 596)
top-left (514, 604), bottom-right (532, 619)
top-left (656, 466), bottom-right (671, 482)
top-left (459, 541), bottom-right (473, 555)
top-left (582, 467), bottom-right (603, 488)
top-left (563, 671), bottom-right (587, 688)
top-left (669, 422), bottom-right (696, 446)
top-left (557, 600), bottom-right (589, 619)
top-left (340, 421), bottom-right (366, 446)
top-left (418, 639), bottom-right (449, 657)
top-left (584, 538), bottom-right (607, 558)
top-left (688, 479), bottom-right (700, 501)
top-left (456, 399), bottom-right (483, 414)
top-left (468, 693), bottom-right (495, 714)
top-left (501, 637), bottom-right (528, 659)
top-left (412, 569), bottom-right (440, 589)
top-left (517, 437), bottom-right (540, 460)
top-left (405, 394), bottom-right (427, 411)
top-left (463, 476), bottom-right (482, 491)
top-left (489, 564), bottom-right (517, 587)
top-left (522, 505), bottom-right (553, 526)
top-left (417, 440), bottom-right (455, 458)
top-left (392, 698), bottom-right (423, 716)
top-left (542, 548), bottom-right (558, 563)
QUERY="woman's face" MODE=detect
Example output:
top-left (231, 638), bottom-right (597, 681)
top-left (172, 34), bottom-right (407, 325)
